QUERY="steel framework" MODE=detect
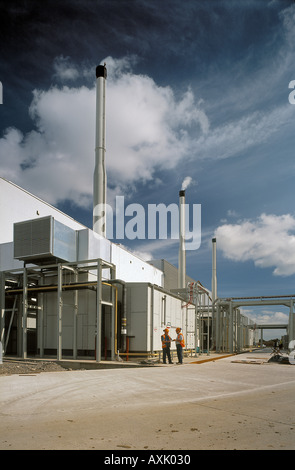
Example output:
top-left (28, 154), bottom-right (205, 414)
top-left (0, 258), bottom-right (117, 362)
top-left (213, 295), bottom-right (294, 353)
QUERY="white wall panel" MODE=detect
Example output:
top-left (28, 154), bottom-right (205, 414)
top-left (0, 178), bottom-right (85, 244)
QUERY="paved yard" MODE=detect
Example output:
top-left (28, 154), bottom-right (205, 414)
top-left (0, 351), bottom-right (294, 450)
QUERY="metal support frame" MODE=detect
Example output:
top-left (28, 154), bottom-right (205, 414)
top-left (38, 274), bottom-right (44, 358)
top-left (1, 257), bottom-right (116, 362)
top-left (111, 283), bottom-right (116, 361)
top-left (196, 289), bottom-right (211, 355)
top-left (96, 259), bottom-right (102, 362)
top-left (229, 302), bottom-right (233, 354)
top-left (22, 267), bottom-right (28, 359)
top-left (73, 269), bottom-right (78, 360)
top-left (57, 263), bottom-right (62, 361)
top-left (214, 295), bottom-right (294, 353)
top-left (289, 298), bottom-right (295, 343)
top-left (0, 272), bottom-right (6, 346)
top-left (4, 296), bottom-right (17, 354)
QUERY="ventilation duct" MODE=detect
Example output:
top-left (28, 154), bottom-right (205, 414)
top-left (14, 216), bottom-right (77, 264)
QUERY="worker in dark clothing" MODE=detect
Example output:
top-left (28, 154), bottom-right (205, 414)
top-left (161, 328), bottom-right (173, 364)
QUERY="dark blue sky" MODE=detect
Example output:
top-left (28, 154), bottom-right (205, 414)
top-left (1, 0), bottom-right (295, 334)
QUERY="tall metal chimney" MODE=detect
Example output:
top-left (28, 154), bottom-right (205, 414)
top-left (178, 190), bottom-right (186, 289)
top-left (212, 237), bottom-right (217, 302)
top-left (93, 64), bottom-right (107, 237)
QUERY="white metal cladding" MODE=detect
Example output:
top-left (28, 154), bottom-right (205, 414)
top-left (77, 228), bottom-right (111, 263)
top-left (111, 244), bottom-right (163, 285)
top-left (0, 177), bottom-right (86, 245)
top-left (148, 259), bottom-right (195, 291)
top-left (126, 283), bottom-right (149, 351)
top-left (126, 283), bottom-right (196, 352)
top-left (0, 243), bottom-right (23, 271)
top-left (52, 219), bottom-right (77, 262)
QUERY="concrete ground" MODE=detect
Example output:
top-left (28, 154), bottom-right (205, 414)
top-left (0, 349), bottom-right (294, 451)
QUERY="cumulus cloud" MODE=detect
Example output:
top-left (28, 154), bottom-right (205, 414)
top-left (240, 308), bottom-right (289, 339)
top-left (247, 309), bottom-right (289, 325)
top-left (0, 51), bottom-right (293, 211)
top-left (0, 85), bottom-right (95, 207)
top-left (105, 59), bottom-right (209, 184)
top-left (0, 56), bottom-right (209, 207)
top-left (215, 213), bottom-right (295, 276)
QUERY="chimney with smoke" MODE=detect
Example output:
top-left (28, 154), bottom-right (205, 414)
top-left (212, 237), bottom-right (217, 302)
top-left (178, 177), bottom-right (193, 289)
top-left (181, 176), bottom-right (192, 191)
top-left (178, 188), bottom-right (186, 289)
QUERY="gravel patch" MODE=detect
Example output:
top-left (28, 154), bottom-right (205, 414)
top-left (0, 359), bottom-right (70, 376)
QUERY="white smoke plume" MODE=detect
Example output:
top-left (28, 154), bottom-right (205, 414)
top-left (181, 176), bottom-right (192, 191)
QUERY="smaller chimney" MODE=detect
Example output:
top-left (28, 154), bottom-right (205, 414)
top-left (212, 237), bottom-right (217, 302)
top-left (178, 190), bottom-right (186, 289)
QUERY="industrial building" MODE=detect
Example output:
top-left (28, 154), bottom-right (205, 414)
top-left (1, 63), bottom-right (292, 365)
top-left (0, 176), bottom-right (199, 361)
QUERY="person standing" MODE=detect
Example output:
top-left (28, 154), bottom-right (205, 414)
top-left (175, 327), bottom-right (185, 364)
top-left (161, 328), bottom-right (173, 364)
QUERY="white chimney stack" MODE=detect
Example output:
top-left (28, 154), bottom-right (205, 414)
top-left (212, 237), bottom-right (217, 302)
top-left (178, 190), bottom-right (186, 289)
top-left (93, 64), bottom-right (107, 237)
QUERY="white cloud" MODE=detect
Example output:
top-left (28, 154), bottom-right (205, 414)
top-left (195, 105), bottom-right (294, 162)
top-left (105, 63), bottom-right (209, 184)
top-left (0, 84), bottom-right (95, 207)
top-left (53, 55), bottom-right (80, 81)
top-left (0, 51), bottom-right (293, 211)
top-left (242, 308), bottom-right (289, 325)
top-left (215, 213), bottom-right (295, 276)
top-left (0, 56), bottom-right (209, 207)
top-left (240, 307), bottom-right (289, 340)
top-left (280, 5), bottom-right (295, 44)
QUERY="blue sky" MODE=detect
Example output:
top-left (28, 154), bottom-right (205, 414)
top-left (1, 0), bottom-right (295, 337)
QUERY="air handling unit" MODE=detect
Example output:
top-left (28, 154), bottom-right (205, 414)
top-left (13, 216), bottom-right (77, 264)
